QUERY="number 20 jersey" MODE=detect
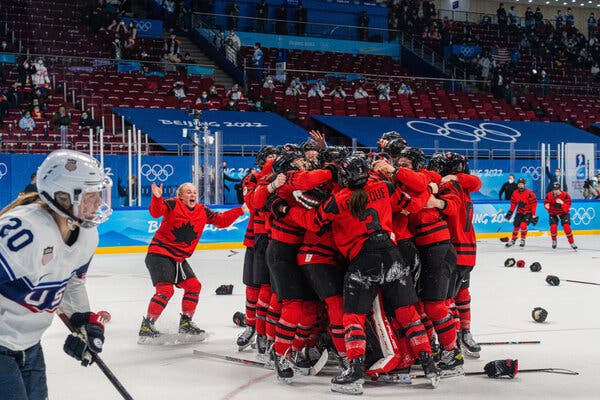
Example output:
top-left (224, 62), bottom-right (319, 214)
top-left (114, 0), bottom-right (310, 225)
top-left (0, 203), bottom-right (97, 351)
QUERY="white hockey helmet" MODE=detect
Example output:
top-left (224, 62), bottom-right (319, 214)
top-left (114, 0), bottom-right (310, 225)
top-left (37, 150), bottom-right (113, 228)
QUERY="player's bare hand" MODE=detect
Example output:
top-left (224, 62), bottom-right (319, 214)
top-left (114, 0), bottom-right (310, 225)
top-left (308, 130), bottom-right (327, 148)
top-left (151, 182), bottom-right (163, 198)
top-left (372, 159), bottom-right (394, 174)
top-left (441, 174), bottom-right (457, 183)
top-left (556, 199), bottom-right (564, 204)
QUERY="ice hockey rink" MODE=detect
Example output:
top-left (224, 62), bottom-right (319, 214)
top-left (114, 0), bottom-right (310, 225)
top-left (41, 235), bottom-right (600, 399)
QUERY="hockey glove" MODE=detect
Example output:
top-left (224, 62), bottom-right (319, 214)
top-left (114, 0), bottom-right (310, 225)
top-left (531, 215), bottom-right (539, 226)
top-left (323, 164), bottom-right (339, 182)
top-left (216, 284), bottom-right (234, 295)
top-left (504, 211), bottom-right (512, 220)
top-left (269, 197), bottom-right (290, 219)
top-left (293, 190), bottom-right (320, 209)
top-left (484, 359), bottom-right (518, 378)
top-left (63, 312), bottom-right (105, 366)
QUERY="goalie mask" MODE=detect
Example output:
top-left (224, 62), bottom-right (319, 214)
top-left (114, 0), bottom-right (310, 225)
top-left (37, 150), bottom-right (113, 229)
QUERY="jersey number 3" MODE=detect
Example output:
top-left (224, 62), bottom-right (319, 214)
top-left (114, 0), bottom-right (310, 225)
top-left (0, 217), bottom-right (34, 251)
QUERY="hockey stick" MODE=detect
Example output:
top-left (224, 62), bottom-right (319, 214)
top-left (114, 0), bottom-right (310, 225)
top-left (412, 366), bottom-right (578, 379)
top-left (228, 250), bottom-right (240, 257)
top-left (193, 350), bottom-right (267, 369)
top-left (565, 279), bottom-right (600, 286)
top-left (479, 340), bottom-right (541, 346)
top-left (59, 313), bottom-right (134, 400)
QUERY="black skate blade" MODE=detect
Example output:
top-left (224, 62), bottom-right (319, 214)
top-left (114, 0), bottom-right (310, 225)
top-left (331, 380), bottom-right (364, 395)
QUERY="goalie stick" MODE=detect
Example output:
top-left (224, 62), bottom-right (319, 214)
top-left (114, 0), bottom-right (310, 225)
top-left (479, 340), bottom-right (541, 346)
top-left (59, 313), bottom-right (134, 400)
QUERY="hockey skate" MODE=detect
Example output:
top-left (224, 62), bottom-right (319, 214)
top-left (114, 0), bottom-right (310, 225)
top-left (375, 368), bottom-right (412, 385)
top-left (274, 350), bottom-right (294, 384)
top-left (289, 350), bottom-right (311, 376)
top-left (137, 317), bottom-right (160, 344)
top-left (505, 240), bottom-right (515, 248)
top-left (438, 347), bottom-right (464, 378)
top-left (178, 314), bottom-right (208, 341)
top-left (519, 239), bottom-right (526, 247)
top-left (419, 351), bottom-right (441, 388)
top-left (570, 243), bottom-right (578, 250)
top-left (256, 334), bottom-right (267, 360)
top-left (263, 341), bottom-right (275, 369)
top-left (331, 357), bottom-right (365, 395)
top-left (552, 240), bottom-right (557, 249)
top-left (236, 325), bottom-right (256, 351)
top-left (460, 330), bottom-right (481, 359)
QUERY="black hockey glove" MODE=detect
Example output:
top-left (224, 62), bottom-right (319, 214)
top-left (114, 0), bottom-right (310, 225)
top-left (323, 164), bottom-right (339, 182)
top-left (216, 284), bottom-right (234, 295)
top-left (64, 312), bottom-right (105, 367)
top-left (484, 359), bottom-right (518, 378)
top-left (531, 215), bottom-right (539, 226)
top-left (269, 197), bottom-right (290, 219)
top-left (504, 211), bottom-right (512, 220)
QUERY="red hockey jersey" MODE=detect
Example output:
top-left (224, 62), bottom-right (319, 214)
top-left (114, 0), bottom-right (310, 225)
top-left (544, 190), bottom-right (571, 216)
top-left (148, 196), bottom-right (243, 262)
top-left (509, 188), bottom-right (537, 216)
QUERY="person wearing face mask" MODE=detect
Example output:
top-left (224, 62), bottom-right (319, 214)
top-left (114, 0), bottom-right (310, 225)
top-left (546, 160), bottom-right (567, 192)
top-left (138, 182), bottom-right (246, 343)
top-left (504, 178), bottom-right (538, 247)
top-left (499, 174), bottom-right (517, 200)
top-left (18, 110), bottom-right (36, 132)
top-left (0, 40), bottom-right (11, 52)
top-left (195, 91), bottom-right (210, 107)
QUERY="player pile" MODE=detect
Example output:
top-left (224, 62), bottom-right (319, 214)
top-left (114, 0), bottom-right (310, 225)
top-left (235, 132), bottom-right (484, 395)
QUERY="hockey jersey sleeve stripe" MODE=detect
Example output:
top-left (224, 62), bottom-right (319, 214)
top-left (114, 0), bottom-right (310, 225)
top-left (456, 250), bottom-right (477, 255)
top-left (414, 219), bottom-right (445, 229)
top-left (0, 252), bottom-right (17, 283)
top-left (414, 225), bottom-right (448, 237)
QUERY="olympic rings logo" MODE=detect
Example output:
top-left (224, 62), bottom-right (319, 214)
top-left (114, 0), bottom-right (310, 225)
top-left (520, 166), bottom-right (542, 181)
top-left (405, 121), bottom-right (521, 143)
top-left (0, 162), bottom-right (7, 180)
top-left (135, 21), bottom-right (152, 32)
top-left (570, 207), bottom-right (596, 226)
top-left (141, 164), bottom-right (174, 182)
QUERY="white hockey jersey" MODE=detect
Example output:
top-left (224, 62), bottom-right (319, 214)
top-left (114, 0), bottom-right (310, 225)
top-left (0, 203), bottom-right (98, 351)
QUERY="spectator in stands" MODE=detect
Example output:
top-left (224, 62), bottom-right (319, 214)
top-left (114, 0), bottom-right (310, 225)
top-left (540, 70), bottom-right (550, 95)
top-left (214, 29), bottom-right (225, 52)
top-left (329, 85), bottom-right (346, 99)
top-left (111, 37), bottom-right (123, 60)
top-left (285, 77), bottom-right (304, 96)
top-left (353, 84), bottom-right (368, 99)
top-left (546, 160), bottom-right (568, 192)
top-left (378, 85), bottom-right (391, 100)
top-left (556, 10), bottom-right (564, 30)
top-left (163, 0), bottom-right (176, 30)
top-left (228, 2), bottom-right (240, 30)
top-left (164, 33), bottom-right (181, 63)
top-left (17, 59), bottom-right (35, 87)
top-left (252, 42), bottom-right (264, 83)
top-left (591, 62), bottom-right (600, 78)
top-left (499, 174), bottom-right (517, 200)
top-left (248, 99), bottom-right (263, 112)
top-left (524, 7), bottom-right (534, 30)
top-left (52, 106), bottom-right (71, 129)
top-left (23, 173), bottom-right (37, 193)
top-left (566, 8), bottom-right (574, 28)
top-left (31, 105), bottom-right (44, 121)
top-left (359, 11), bottom-right (369, 41)
top-left (78, 110), bottom-right (98, 130)
top-left (308, 83), bottom-right (324, 98)
top-left (196, 91), bottom-right (210, 106)
top-left (275, 4), bottom-right (288, 35)
top-left (117, 175), bottom-right (138, 206)
top-left (397, 82), bottom-right (413, 95)
top-left (534, 8), bottom-right (543, 28)
top-left (583, 177), bottom-right (600, 199)
top-left (387, 9), bottom-right (398, 42)
top-left (125, 21), bottom-right (137, 48)
top-left (430, 26), bottom-right (441, 40)
top-left (32, 59), bottom-right (50, 87)
top-left (208, 85), bottom-right (219, 99)
top-left (5, 83), bottom-right (19, 109)
top-left (503, 82), bottom-right (516, 105)
top-left (497, 3), bottom-right (507, 30)
top-left (263, 75), bottom-right (275, 90)
top-left (18, 110), bottom-right (35, 132)
top-left (479, 53), bottom-right (492, 82)
top-left (256, 0), bottom-right (269, 33)
top-left (296, 4), bottom-right (307, 36)
top-left (0, 95), bottom-right (8, 127)
top-left (224, 29), bottom-right (241, 66)
top-left (169, 81), bottom-right (187, 100)
top-left (222, 99), bottom-right (238, 111)
top-left (508, 6), bottom-right (517, 26)
top-left (226, 83), bottom-right (244, 101)
top-left (1, 39), bottom-right (12, 52)
top-left (588, 13), bottom-right (597, 38)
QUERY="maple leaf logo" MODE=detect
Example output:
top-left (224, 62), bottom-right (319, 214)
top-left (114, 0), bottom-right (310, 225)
top-left (171, 221), bottom-right (198, 245)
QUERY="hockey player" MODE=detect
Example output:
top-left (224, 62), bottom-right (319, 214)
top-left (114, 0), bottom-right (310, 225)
top-left (505, 178), bottom-right (538, 247)
top-left (236, 146), bottom-right (278, 351)
top-left (278, 155), bottom-right (441, 394)
top-left (0, 150), bottom-right (113, 399)
top-left (544, 182), bottom-right (577, 250)
top-left (376, 131), bottom-right (402, 152)
top-left (139, 182), bottom-right (246, 342)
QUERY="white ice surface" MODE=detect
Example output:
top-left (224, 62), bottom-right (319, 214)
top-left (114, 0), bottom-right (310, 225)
top-left (41, 235), bottom-right (600, 399)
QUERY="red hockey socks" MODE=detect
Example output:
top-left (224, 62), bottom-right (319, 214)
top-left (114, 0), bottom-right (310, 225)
top-left (424, 300), bottom-right (457, 351)
top-left (266, 292), bottom-right (281, 341)
top-left (550, 223), bottom-right (558, 241)
top-left (275, 299), bottom-right (302, 356)
top-left (147, 282), bottom-right (174, 320)
top-left (292, 301), bottom-right (318, 352)
top-left (394, 305), bottom-right (431, 355)
top-left (343, 313), bottom-right (367, 360)
top-left (245, 286), bottom-right (260, 327)
top-left (255, 284), bottom-right (272, 336)
top-left (455, 287), bottom-right (471, 330)
top-left (564, 223), bottom-right (575, 244)
top-left (325, 295), bottom-right (346, 356)
top-left (511, 227), bottom-right (519, 241)
top-left (447, 298), bottom-right (461, 332)
top-left (519, 222), bottom-right (528, 239)
top-left (178, 277), bottom-right (201, 317)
